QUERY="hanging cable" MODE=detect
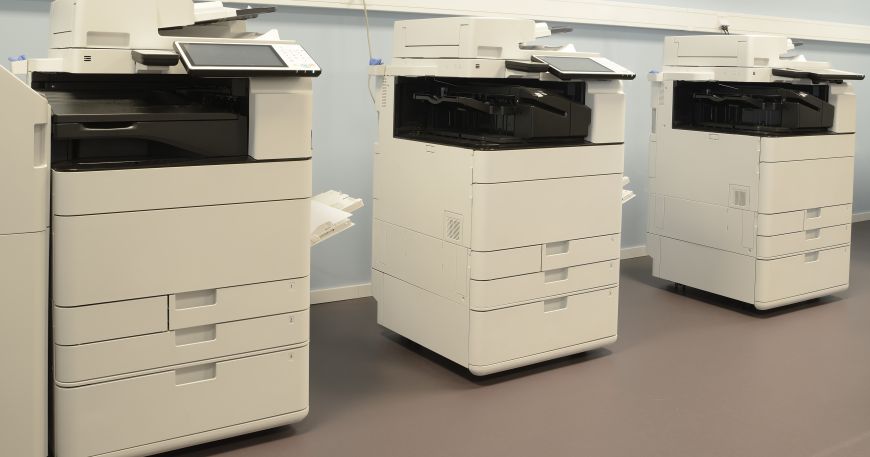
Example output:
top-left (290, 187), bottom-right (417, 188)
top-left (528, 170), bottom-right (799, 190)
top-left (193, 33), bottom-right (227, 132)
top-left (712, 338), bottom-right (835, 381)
top-left (363, 0), bottom-right (379, 105)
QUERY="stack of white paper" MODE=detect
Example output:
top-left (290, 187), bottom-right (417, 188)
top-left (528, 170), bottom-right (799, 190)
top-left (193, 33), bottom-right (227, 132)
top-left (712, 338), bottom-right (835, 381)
top-left (193, 1), bottom-right (238, 23)
top-left (622, 176), bottom-right (636, 205)
top-left (310, 191), bottom-right (364, 246)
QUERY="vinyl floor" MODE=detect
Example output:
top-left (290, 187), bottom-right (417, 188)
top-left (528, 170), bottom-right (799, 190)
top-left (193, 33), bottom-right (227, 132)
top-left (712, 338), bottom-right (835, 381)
top-left (166, 221), bottom-right (870, 457)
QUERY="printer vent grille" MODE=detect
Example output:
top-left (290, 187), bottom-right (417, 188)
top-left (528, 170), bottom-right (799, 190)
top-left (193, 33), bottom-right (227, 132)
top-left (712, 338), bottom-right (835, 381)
top-left (83, 56), bottom-right (92, 62)
top-left (380, 81), bottom-right (389, 109)
top-left (444, 212), bottom-right (463, 243)
top-left (730, 185), bottom-right (750, 208)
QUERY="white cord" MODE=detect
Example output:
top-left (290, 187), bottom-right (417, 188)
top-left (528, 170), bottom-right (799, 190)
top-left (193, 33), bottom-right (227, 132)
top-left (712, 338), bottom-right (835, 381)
top-left (363, 0), bottom-right (374, 61)
top-left (362, 0), bottom-right (377, 105)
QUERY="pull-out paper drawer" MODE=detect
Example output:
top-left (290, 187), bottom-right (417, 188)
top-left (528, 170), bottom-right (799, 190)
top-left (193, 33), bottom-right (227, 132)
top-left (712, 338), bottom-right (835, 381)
top-left (472, 144), bottom-right (623, 183)
top-left (757, 204), bottom-right (853, 236)
top-left (755, 246), bottom-right (850, 304)
top-left (470, 245), bottom-right (542, 280)
top-left (53, 200), bottom-right (310, 307)
top-left (469, 288), bottom-right (618, 367)
top-left (471, 174), bottom-right (622, 251)
top-left (170, 279), bottom-right (309, 330)
top-left (469, 260), bottom-right (619, 311)
top-left (541, 234), bottom-right (620, 271)
top-left (760, 133), bottom-right (855, 162)
top-left (469, 234), bottom-right (620, 281)
top-left (54, 296), bottom-right (168, 346)
top-left (756, 225), bottom-right (851, 259)
top-left (52, 161), bottom-right (311, 216)
top-left (54, 347), bottom-right (308, 457)
top-left (758, 157), bottom-right (854, 214)
top-left (55, 312), bottom-right (309, 383)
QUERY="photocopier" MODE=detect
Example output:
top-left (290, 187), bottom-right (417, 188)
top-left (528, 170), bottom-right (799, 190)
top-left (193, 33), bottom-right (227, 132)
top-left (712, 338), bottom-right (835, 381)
top-left (0, 1), bottom-right (359, 456)
top-left (370, 17), bottom-right (635, 375)
top-left (647, 34), bottom-right (863, 310)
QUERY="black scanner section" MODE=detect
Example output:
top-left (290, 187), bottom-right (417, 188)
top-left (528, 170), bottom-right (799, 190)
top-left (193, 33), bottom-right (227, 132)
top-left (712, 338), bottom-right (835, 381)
top-left (394, 77), bottom-right (592, 149)
top-left (31, 74), bottom-right (250, 171)
top-left (673, 81), bottom-right (833, 136)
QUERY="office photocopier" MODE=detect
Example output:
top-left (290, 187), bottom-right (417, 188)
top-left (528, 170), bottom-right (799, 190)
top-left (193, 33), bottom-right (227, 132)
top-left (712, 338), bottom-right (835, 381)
top-left (0, 1), bottom-right (359, 456)
top-left (648, 34), bottom-right (863, 310)
top-left (370, 17), bottom-right (635, 375)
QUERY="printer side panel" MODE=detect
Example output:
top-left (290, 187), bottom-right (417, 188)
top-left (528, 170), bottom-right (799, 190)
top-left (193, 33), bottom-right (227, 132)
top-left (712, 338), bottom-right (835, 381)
top-left (0, 67), bottom-right (50, 457)
top-left (0, 67), bottom-right (50, 235)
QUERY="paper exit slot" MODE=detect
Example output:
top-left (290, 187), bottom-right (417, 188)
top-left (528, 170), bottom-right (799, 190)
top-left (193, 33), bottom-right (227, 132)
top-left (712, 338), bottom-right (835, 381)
top-left (310, 190), bottom-right (364, 246)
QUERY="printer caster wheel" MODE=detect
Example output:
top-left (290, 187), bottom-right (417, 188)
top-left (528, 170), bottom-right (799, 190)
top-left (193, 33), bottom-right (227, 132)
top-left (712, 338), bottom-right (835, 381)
top-left (674, 282), bottom-right (688, 294)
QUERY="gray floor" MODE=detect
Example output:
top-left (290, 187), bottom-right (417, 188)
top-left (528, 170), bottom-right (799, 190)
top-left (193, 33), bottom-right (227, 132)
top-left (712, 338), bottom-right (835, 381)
top-left (168, 222), bottom-right (870, 457)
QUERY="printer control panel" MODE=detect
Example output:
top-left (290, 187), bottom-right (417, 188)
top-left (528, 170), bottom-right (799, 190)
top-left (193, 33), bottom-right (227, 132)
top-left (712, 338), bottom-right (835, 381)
top-left (175, 41), bottom-right (322, 77)
top-left (273, 44), bottom-right (320, 74)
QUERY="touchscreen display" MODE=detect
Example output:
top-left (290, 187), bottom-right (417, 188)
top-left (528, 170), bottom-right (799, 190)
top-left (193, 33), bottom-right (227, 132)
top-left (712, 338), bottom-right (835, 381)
top-left (536, 56), bottom-right (614, 73)
top-left (180, 43), bottom-right (286, 68)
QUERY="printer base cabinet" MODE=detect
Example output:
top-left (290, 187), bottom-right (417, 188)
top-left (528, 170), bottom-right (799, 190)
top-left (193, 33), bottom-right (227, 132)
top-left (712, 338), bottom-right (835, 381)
top-left (648, 235), bottom-right (850, 309)
top-left (54, 347), bottom-right (309, 457)
top-left (373, 270), bottom-right (618, 375)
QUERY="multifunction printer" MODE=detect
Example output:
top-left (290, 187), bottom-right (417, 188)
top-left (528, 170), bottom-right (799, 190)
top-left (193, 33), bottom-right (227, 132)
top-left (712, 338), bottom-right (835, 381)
top-left (648, 34), bottom-right (863, 310)
top-left (0, 1), bottom-right (359, 456)
top-left (371, 17), bottom-right (635, 375)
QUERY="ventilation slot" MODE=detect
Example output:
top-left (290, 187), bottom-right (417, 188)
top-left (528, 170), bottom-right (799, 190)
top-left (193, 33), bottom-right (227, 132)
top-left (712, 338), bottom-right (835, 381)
top-left (380, 82), bottom-right (389, 109)
top-left (83, 56), bottom-right (92, 62)
top-left (444, 212), bottom-right (463, 242)
top-left (730, 185), bottom-right (750, 208)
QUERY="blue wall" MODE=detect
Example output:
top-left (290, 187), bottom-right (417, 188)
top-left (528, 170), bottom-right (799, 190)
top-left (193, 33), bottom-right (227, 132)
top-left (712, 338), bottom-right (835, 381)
top-left (2, 1), bottom-right (868, 291)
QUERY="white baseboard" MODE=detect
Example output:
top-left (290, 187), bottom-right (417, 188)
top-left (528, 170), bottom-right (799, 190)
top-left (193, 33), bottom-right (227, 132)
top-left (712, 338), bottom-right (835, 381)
top-left (621, 245), bottom-right (648, 260)
top-left (311, 283), bottom-right (372, 305)
top-left (854, 212), bottom-right (870, 223)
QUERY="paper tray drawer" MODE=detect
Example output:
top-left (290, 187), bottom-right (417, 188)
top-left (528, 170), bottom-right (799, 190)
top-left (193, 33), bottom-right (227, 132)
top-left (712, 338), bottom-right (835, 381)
top-left (469, 288), bottom-right (618, 367)
top-left (54, 296), bottom-right (168, 346)
top-left (469, 259), bottom-right (619, 311)
top-left (170, 278), bottom-right (309, 330)
top-left (755, 246), bottom-right (850, 304)
top-left (758, 157), bottom-right (854, 214)
top-left (471, 144), bottom-right (624, 183)
top-left (55, 311), bottom-right (309, 384)
top-left (757, 204), bottom-right (853, 236)
top-left (52, 160), bottom-right (312, 216)
top-left (471, 174), bottom-right (623, 251)
top-left (52, 200), bottom-right (310, 307)
top-left (469, 234), bottom-right (620, 281)
top-left (756, 224), bottom-right (851, 259)
top-left (54, 347), bottom-right (308, 457)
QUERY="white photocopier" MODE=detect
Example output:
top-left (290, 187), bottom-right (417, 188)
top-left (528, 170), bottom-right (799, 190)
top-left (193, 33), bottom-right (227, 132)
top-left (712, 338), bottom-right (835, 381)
top-left (648, 34), bottom-right (863, 310)
top-left (371, 17), bottom-right (635, 375)
top-left (0, 1), bottom-right (359, 456)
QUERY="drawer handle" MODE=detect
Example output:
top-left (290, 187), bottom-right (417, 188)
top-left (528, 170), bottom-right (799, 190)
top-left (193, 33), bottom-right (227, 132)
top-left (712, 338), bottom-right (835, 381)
top-left (34, 124), bottom-right (47, 167)
top-left (805, 252), bottom-right (820, 263)
top-left (545, 241), bottom-right (570, 256)
top-left (544, 268), bottom-right (569, 283)
top-left (175, 324), bottom-right (217, 346)
top-left (175, 363), bottom-right (216, 386)
top-left (544, 297), bottom-right (568, 313)
top-left (806, 208), bottom-right (822, 219)
top-left (806, 229), bottom-right (821, 240)
top-left (174, 289), bottom-right (217, 310)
